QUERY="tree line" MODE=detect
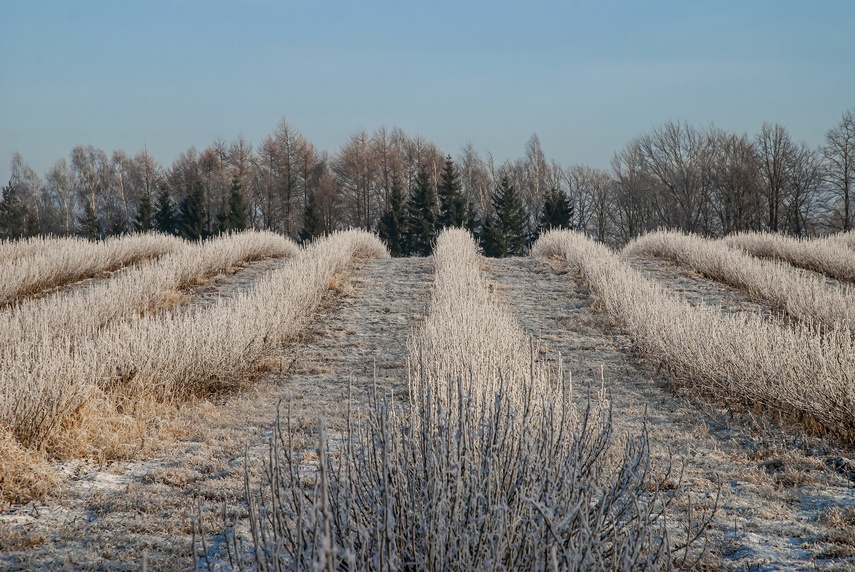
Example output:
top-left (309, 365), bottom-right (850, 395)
top-left (1, 110), bottom-right (853, 254)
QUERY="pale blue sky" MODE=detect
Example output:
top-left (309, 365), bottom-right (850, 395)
top-left (2, 0), bottom-right (853, 184)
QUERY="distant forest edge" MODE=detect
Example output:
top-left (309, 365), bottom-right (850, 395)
top-left (1, 109), bottom-right (853, 253)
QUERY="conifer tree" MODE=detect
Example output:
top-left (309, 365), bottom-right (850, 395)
top-left (464, 200), bottom-right (481, 241)
top-left (77, 199), bottom-right (100, 241)
top-left (134, 192), bottom-right (153, 232)
top-left (481, 176), bottom-right (528, 257)
top-left (299, 189), bottom-right (325, 243)
top-left (0, 181), bottom-right (28, 239)
top-left (436, 156), bottom-right (466, 231)
top-left (404, 169), bottom-right (436, 256)
top-left (533, 187), bottom-right (574, 242)
top-left (377, 176), bottom-right (407, 256)
top-left (177, 181), bottom-right (206, 240)
top-left (154, 185), bottom-right (176, 235)
top-left (215, 203), bottom-right (228, 235)
top-left (227, 177), bottom-right (248, 232)
top-left (108, 216), bottom-right (126, 236)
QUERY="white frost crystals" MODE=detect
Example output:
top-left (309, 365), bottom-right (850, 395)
top-left (535, 229), bottom-right (855, 443)
top-left (236, 229), bottom-right (706, 571)
top-left (0, 230), bottom-right (387, 452)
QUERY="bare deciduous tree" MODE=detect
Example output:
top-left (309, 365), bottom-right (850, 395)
top-left (45, 159), bottom-right (77, 235)
top-left (458, 142), bottom-right (493, 220)
top-left (610, 142), bottom-right (652, 243)
top-left (823, 109), bottom-right (855, 231)
top-left (709, 130), bottom-right (763, 235)
top-left (334, 130), bottom-right (376, 229)
top-left (71, 145), bottom-right (111, 234)
top-left (10, 153), bottom-right (44, 234)
top-left (756, 123), bottom-right (798, 233)
top-left (636, 122), bottom-right (713, 234)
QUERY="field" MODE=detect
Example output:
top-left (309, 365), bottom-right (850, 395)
top-left (1, 229), bottom-right (855, 570)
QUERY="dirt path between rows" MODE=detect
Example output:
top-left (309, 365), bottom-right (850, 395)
top-left (487, 256), bottom-right (855, 571)
top-left (623, 255), bottom-right (781, 321)
top-left (0, 256), bottom-right (433, 571)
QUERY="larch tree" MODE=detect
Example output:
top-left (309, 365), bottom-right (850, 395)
top-left (371, 126), bottom-right (406, 212)
top-left (334, 130), bottom-right (376, 229)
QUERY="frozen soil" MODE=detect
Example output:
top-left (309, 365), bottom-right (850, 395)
top-left (622, 255), bottom-right (782, 322)
top-left (2, 254), bottom-right (854, 571)
top-left (171, 256), bottom-right (287, 315)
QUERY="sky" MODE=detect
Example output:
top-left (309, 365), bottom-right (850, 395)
top-left (1, 0), bottom-right (853, 185)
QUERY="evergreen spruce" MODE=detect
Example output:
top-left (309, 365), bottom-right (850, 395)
top-left (533, 187), bottom-right (574, 242)
top-left (154, 185), bottom-right (177, 235)
top-left (0, 181), bottom-right (28, 239)
top-left (436, 156), bottom-right (466, 231)
top-left (377, 176), bottom-right (407, 256)
top-left (299, 189), bottom-right (326, 244)
top-left (108, 215), bottom-right (126, 236)
top-left (134, 192), bottom-right (153, 232)
top-left (464, 200), bottom-right (481, 241)
top-left (215, 203), bottom-right (229, 235)
top-left (77, 200), bottom-right (101, 241)
top-left (481, 176), bottom-right (528, 257)
top-left (227, 177), bottom-right (248, 232)
top-left (404, 169), bottom-right (436, 256)
top-left (177, 181), bottom-right (206, 240)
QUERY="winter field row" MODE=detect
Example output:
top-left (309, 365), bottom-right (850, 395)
top-left (724, 230), bottom-right (855, 283)
top-left (536, 229), bottom-right (855, 443)
top-left (229, 229), bottom-right (706, 570)
top-left (0, 230), bottom-right (387, 503)
top-left (0, 233), bottom-right (184, 306)
top-left (0, 231), bottom-right (296, 363)
top-left (625, 230), bottom-right (855, 333)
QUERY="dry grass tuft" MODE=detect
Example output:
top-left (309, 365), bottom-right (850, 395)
top-left (327, 272), bottom-right (350, 293)
top-left (821, 505), bottom-right (855, 531)
top-left (0, 522), bottom-right (46, 552)
top-left (820, 505), bottom-right (855, 555)
top-left (0, 431), bottom-right (59, 506)
top-left (44, 395), bottom-right (151, 463)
